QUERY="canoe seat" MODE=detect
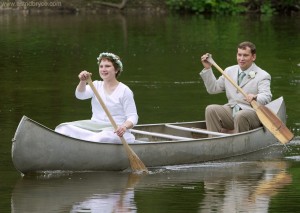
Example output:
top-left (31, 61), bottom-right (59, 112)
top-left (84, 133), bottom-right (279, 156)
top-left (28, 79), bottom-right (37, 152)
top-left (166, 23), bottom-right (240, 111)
top-left (131, 129), bottom-right (193, 141)
top-left (134, 138), bottom-right (150, 143)
top-left (165, 124), bottom-right (229, 137)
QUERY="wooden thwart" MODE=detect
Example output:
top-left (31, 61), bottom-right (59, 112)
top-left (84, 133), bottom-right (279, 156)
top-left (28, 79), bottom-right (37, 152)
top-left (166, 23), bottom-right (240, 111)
top-left (165, 124), bottom-right (229, 137)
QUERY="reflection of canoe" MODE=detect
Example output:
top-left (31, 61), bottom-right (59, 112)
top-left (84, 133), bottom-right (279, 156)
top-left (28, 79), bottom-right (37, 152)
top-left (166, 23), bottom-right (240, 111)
top-left (12, 97), bottom-right (286, 174)
top-left (11, 161), bottom-right (290, 213)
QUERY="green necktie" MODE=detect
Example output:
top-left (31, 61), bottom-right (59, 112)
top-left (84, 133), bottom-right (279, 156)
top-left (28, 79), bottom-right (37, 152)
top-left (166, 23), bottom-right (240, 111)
top-left (238, 71), bottom-right (246, 85)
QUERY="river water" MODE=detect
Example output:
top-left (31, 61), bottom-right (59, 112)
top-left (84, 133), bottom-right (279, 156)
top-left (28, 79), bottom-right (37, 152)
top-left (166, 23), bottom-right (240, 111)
top-left (1, 13), bottom-right (300, 212)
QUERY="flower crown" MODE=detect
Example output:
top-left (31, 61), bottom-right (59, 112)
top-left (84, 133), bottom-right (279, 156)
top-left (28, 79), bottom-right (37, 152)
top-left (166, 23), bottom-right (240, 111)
top-left (97, 52), bottom-right (123, 73)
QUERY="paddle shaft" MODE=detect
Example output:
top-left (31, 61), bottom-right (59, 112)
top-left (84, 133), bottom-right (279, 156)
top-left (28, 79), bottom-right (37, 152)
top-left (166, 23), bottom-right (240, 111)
top-left (207, 56), bottom-right (248, 98)
top-left (87, 77), bottom-right (148, 173)
top-left (207, 56), bottom-right (263, 110)
top-left (87, 80), bottom-right (119, 131)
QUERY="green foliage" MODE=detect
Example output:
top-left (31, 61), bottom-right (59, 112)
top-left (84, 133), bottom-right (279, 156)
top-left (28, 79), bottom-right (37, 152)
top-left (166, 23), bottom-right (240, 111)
top-left (166, 0), bottom-right (247, 14)
top-left (166, 0), bottom-right (205, 14)
top-left (166, 0), bottom-right (299, 15)
top-left (260, 1), bottom-right (276, 15)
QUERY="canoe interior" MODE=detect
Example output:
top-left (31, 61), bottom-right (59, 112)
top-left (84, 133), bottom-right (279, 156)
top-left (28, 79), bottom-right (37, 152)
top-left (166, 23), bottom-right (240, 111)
top-left (133, 121), bottom-right (208, 142)
top-left (11, 96), bottom-right (285, 145)
top-left (131, 96), bottom-right (285, 143)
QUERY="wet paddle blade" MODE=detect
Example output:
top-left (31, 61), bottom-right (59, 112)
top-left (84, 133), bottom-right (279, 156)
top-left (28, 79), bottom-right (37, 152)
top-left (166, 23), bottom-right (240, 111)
top-left (252, 101), bottom-right (294, 144)
top-left (121, 138), bottom-right (148, 173)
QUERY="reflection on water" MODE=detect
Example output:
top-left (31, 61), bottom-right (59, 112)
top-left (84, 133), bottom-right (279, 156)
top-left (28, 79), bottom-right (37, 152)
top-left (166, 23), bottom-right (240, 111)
top-left (199, 162), bottom-right (291, 213)
top-left (11, 161), bottom-right (292, 213)
top-left (12, 172), bottom-right (140, 213)
top-left (70, 174), bottom-right (140, 213)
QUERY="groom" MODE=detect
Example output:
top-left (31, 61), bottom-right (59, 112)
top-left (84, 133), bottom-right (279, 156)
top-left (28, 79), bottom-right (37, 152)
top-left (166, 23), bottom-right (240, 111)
top-left (199, 41), bottom-right (272, 134)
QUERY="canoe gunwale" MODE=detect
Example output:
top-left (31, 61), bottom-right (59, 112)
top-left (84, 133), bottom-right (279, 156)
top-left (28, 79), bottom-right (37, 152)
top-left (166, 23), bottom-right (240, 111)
top-left (13, 115), bottom-right (266, 144)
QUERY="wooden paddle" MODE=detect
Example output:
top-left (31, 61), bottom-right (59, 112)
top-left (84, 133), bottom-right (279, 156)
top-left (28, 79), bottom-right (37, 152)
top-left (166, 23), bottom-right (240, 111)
top-left (206, 54), bottom-right (294, 144)
top-left (87, 76), bottom-right (148, 173)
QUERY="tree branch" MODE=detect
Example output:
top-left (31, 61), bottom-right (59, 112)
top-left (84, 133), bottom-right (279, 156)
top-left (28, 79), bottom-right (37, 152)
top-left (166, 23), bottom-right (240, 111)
top-left (95, 0), bottom-right (129, 10)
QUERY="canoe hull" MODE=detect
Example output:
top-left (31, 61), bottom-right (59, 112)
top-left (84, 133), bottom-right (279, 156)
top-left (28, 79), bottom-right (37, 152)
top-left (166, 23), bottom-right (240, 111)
top-left (12, 97), bottom-right (286, 174)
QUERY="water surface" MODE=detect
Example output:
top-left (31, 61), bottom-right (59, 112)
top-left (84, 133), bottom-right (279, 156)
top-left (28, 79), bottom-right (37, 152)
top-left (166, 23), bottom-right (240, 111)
top-left (1, 13), bottom-right (300, 212)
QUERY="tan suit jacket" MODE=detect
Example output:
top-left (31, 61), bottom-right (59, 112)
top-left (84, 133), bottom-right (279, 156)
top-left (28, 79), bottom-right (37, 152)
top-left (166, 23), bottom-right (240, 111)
top-left (200, 63), bottom-right (272, 111)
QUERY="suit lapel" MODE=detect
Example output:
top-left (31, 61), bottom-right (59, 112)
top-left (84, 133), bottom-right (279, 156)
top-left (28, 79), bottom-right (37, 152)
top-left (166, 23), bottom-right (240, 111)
top-left (232, 67), bottom-right (239, 85)
top-left (240, 75), bottom-right (250, 87)
top-left (239, 64), bottom-right (257, 87)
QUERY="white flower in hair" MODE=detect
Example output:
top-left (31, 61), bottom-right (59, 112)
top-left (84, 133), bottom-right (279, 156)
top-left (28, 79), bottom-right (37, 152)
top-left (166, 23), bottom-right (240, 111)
top-left (97, 52), bottom-right (123, 72)
top-left (248, 71), bottom-right (256, 79)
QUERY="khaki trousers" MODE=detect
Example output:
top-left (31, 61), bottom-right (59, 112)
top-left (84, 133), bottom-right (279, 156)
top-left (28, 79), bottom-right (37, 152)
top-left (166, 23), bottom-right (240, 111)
top-left (205, 104), bottom-right (262, 134)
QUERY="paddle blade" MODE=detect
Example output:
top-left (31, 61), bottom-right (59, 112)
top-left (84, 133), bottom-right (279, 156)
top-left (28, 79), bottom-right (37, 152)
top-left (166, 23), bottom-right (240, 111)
top-left (252, 101), bottom-right (294, 144)
top-left (121, 138), bottom-right (148, 174)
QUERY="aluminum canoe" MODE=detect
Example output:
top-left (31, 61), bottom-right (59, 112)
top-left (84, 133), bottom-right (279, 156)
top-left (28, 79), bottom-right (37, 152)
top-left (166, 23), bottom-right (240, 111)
top-left (11, 97), bottom-right (287, 174)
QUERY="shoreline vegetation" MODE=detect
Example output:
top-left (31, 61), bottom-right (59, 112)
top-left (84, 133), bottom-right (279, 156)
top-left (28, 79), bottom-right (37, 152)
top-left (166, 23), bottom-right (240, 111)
top-left (0, 0), bottom-right (299, 15)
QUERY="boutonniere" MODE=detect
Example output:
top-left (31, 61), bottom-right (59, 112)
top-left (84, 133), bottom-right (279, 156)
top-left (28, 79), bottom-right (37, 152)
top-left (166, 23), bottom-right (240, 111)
top-left (248, 71), bottom-right (256, 79)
